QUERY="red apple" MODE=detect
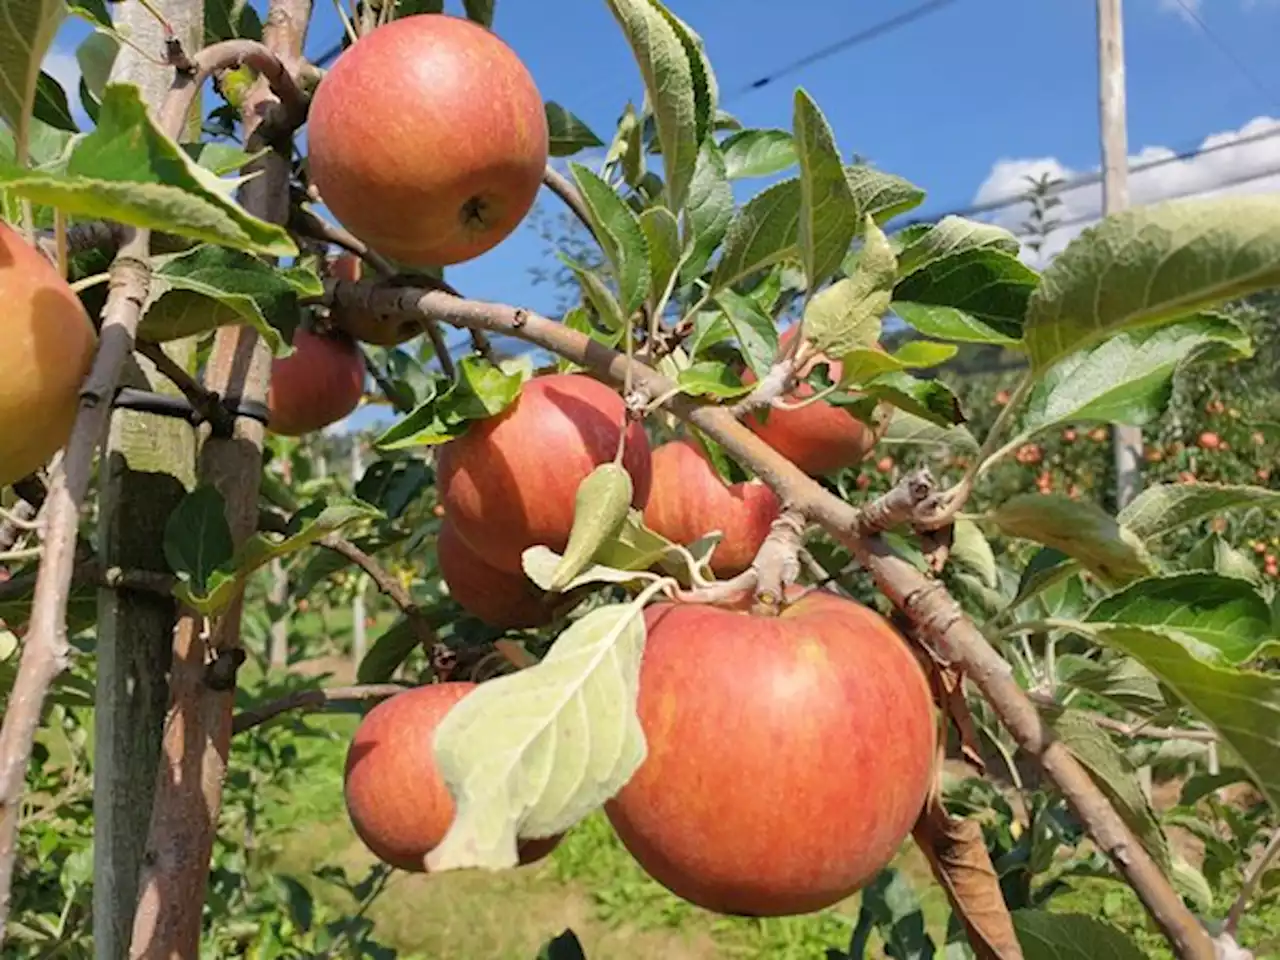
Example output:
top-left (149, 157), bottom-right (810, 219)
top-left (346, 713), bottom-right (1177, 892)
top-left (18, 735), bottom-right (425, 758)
top-left (1198, 431), bottom-right (1221, 451)
top-left (642, 440), bottom-right (780, 577)
top-left (0, 222), bottom-right (97, 487)
top-left (437, 520), bottom-right (552, 629)
top-left (437, 373), bottom-right (652, 574)
top-left (327, 254), bottom-right (423, 346)
top-left (307, 14), bottom-right (549, 267)
top-left (744, 326), bottom-right (878, 477)
top-left (267, 328), bottom-right (365, 436)
top-left (606, 591), bottom-right (936, 917)
top-left (344, 682), bottom-right (560, 871)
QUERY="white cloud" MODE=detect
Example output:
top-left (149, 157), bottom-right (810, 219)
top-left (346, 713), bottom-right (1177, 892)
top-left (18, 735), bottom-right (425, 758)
top-left (971, 115), bottom-right (1280, 265)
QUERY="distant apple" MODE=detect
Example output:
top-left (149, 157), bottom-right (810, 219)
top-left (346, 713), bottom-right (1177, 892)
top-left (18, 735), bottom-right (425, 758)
top-left (267, 328), bottom-right (365, 436)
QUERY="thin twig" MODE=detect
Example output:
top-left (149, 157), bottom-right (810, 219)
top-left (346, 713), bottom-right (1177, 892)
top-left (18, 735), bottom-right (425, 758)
top-left (318, 534), bottom-right (436, 649)
top-left (319, 277), bottom-right (1217, 960)
top-left (1226, 827), bottom-right (1280, 935)
top-left (420, 317), bottom-right (457, 381)
top-left (288, 204), bottom-right (396, 277)
top-left (1027, 692), bottom-right (1218, 742)
top-left (468, 327), bottom-right (496, 362)
top-left (541, 165), bottom-right (598, 243)
top-left (232, 683), bottom-right (409, 735)
top-left (0, 502), bottom-right (39, 550)
top-left (136, 340), bottom-right (234, 435)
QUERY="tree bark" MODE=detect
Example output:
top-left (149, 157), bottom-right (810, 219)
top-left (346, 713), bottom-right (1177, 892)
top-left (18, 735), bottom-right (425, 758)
top-left (92, 5), bottom-right (202, 957)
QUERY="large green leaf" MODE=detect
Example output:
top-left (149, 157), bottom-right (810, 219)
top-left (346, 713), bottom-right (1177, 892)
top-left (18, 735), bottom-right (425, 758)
top-left (895, 215), bottom-right (1020, 276)
top-left (708, 176), bottom-right (800, 293)
top-left (1047, 708), bottom-right (1171, 871)
top-left (1013, 910), bottom-right (1146, 960)
top-left (545, 102), bottom-right (603, 157)
top-left (0, 84), bottom-right (295, 255)
top-left (568, 163), bottom-right (649, 315)
top-left (879, 408), bottom-right (978, 454)
top-left (75, 30), bottom-right (117, 101)
top-left (793, 88), bottom-right (858, 290)
top-left (843, 164), bottom-right (926, 226)
top-left (1013, 314), bottom-right (1252, 441)
top-left (801, 217), bottom-right (895, 359)
top-left (1055, 654), bottom-right (1165, 714)
top-left (0, 0), bottom-right (66, 136)
top-left (1024, 195), bottom-right (1280, 370)
top-left (857, 371), bottom-right (965, 428)
top-left (140, 246), bottom-right (322, 355)
top-left (638, 206), bottom-right (681, 310)
top-left (986, 494), bottom-right (1155, 587)
top-left (713, 288), bottom-right (778, 377)
top-left (719, 128), bottom-right (796, 180)
top-left (163, 485), bottom-right (235, 601)
top-left (1092, 626), bottom-right (1280, 813)
top-left (1085, 573), bottom-right (1274, 666)
top-left (1118, 483), bottom-right (1280, 543)
top-left (604, 0), bottom-right (700, 212)
top-left (427, 600), bottom-right (650, 870)
top-left (175, 498), bottom-right (382, 615)
top-left (33, 72), bottom-right (76, 133)
top-left (836, 341), bottom-right (957, 388)
top-left (357, 617), bottom-right (425, 684)
top-left (377, 356), bottom-right (524, 449)
top-left (679, 139), bottom-right (732, 284)
top-left (892, 248), bottom-right (1038, 343)
top-left (847, 868), bottom-right (934, 960)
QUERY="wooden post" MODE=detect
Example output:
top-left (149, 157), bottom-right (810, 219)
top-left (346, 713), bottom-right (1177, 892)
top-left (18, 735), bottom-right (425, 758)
top-left (1097, 0), bottom-right (1144, 510)
top-left (92, 2), bottom-right (201, 955)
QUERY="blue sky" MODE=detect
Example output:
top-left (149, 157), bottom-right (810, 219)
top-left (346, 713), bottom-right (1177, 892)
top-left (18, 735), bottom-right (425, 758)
top-left (46, 0), bottom-right (1280, 433)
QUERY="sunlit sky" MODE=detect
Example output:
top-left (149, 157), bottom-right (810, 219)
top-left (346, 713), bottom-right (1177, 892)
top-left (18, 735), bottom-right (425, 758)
top-left (47, 0), bottom-right (1280, 433)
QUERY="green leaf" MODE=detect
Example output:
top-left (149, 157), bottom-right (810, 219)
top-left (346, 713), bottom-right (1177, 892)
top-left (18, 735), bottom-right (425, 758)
top-left (69, 0), bottom-right (110, 26)
top-left (1090, 627), bottom-right (1280, 814)
top-left (879, 408), bottom-right (978, 454)
top-left (679, 139), bottom-right (732, 284)
top-left (1024, 195), bottom-right (1280, 370)
top-left (714, 288), bottom-right (778, 377)
top-left (462, 0), bottom-right (494, 28)
top-left (860, 371), bottom-right (964, 428)
top-left (802, 217), bottom-right (895, 358)
top-left (986, 494), bottom-right (1155, 587)
top-left (523, 545), bottom-right (654, 594)
top-left (639, 206), bottom-right (681, 310)
top-left (568, 163), bottom-right (649, 315)
top-left (1055, 655), bottom-right (1164, 714)
top-left (950, 518), bottom-right (997, 589)
top-left (843, 164), bottom-right (926, 226)
top-left (719, 128), bottom-right (797, 180)
top-left (0, 0), bottom-right (66, 137)
top-left (141, 246), bottom-right (320, 355)
top-left (604, 0), bottom-right (700, 212)
top-left (892, 248), bottom-right (1038, 343)
top-left (1014, 314), bottom-right (1252, 442)
top-left (427, 600), bottom-right (650, 870)
top-left (182, 142), bottom-right (266, 177)
top-left (1046, 708), bottom-right (1171, 871)
top-left (896, 215), bottom-right (1021, 276)
top-left (1183, 534), bottom-right (1260, 585)
top-left (205, 0), bottom-right (262, 43)
top-left (603, 101), bottom-right (643, 187)
top-left (793, 88), bottom-right (858, 290)
top-left (0, 84), bottom-right (295, 256)
top-left (1085, 573), bottom-right (1275, 666)
top-left (676, 360), bottom-right (752, 398)
top-left (550, 464), bottom-right (634, 591)
top-left (1012, 910), bottom-right (1146, 960)
top-left (75, 29), bottom-right (116, 99)
top-left (33, 72), bottom-right (76, 133)
top-left (355, 459), bottom-right (433, 521)
top-left (837, 341), bottom-right (957, 388)
top-left (544, 102), bottom-right (603, 157)
top-left (357, 617), bottom-right (423, 684)
top-left (565, 258), bottom-right (627, 334)
top-left (377, 355), bottom-right (523, 449)
top-left (709, 177), bottom-right (801, 293)
top-left (178, 499), bottom-right (382, 615)
top-left (847, 868), bottom-right (934, 960)
top-left (594, 509), bottom-right (683, 573)
top-left (1118, 483), bottom-right (1280, 543)
top-left (163, 485), bottom-right (235, 599)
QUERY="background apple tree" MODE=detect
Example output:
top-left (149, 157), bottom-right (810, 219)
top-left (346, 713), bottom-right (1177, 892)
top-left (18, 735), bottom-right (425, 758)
top-left (1, 0), bottom-right (1279, 958)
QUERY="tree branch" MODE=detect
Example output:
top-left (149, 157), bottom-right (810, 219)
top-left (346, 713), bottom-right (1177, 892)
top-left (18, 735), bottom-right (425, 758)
top-left (320, 279), bottom-right (1216, 960)
top-left (1226, 826), bottom-right (1280, 936)
top-left (232, 683), bottom-right (409, 735)
top-left (542, 165), bottom-right (597, 242)
top-left (318, 534), bottom-right (436, 648)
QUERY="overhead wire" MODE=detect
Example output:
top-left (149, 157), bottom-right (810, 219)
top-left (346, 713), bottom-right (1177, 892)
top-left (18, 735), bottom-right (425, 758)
top-left (1164, 0), bottom-right (1280, 111)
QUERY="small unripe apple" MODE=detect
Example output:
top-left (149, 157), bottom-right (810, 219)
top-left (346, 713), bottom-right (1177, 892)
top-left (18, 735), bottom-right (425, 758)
top-left (326, 254), bottom-right (423, 346)
top-left (438, 373), bottom-right (652, 574)
top-left (0, 222), bottom-right (97, 487)
top-left (642, 440), bottom-right (780, 577)
top-left (307, 15), bottom-right (549, 267)
top-left (267, 328), bottom-right (365, 436)
top-left (606, 591), bottom-right (935, 916)
top-left (743, 327), bottom-right (877, 477)
top-left (437, 521), bottom-right (552, 629)
top-left (344, 683), bottom-right (561, 871)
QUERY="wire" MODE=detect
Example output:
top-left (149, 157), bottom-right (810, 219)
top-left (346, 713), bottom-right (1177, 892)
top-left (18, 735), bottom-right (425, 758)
top-left (721, 0), bottom-right (963, 104)
top-left (1165, 0), bottom-right (1280, 111)
top-left (902, 122), bottom-right (1280, 228)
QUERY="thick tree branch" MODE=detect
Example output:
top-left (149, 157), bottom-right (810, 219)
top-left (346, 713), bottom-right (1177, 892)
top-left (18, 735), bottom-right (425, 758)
top-left (129, 19), bottom-right (313, 959)
top-left (232, 683), bottom-right (408, 735)
top-left (321, 279), bottom-right (1216, 960)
